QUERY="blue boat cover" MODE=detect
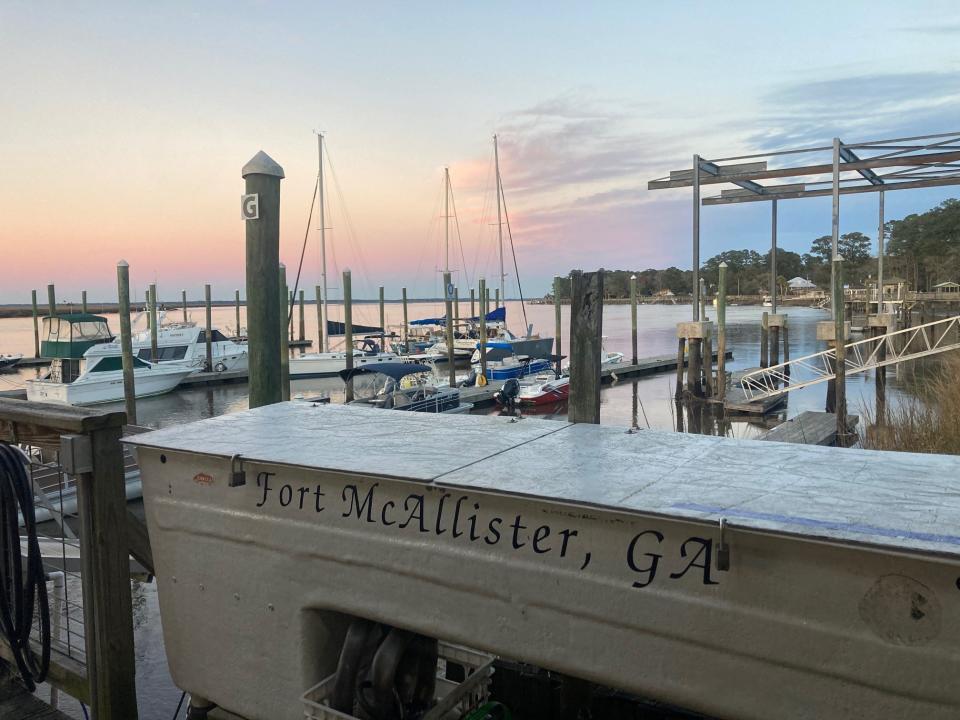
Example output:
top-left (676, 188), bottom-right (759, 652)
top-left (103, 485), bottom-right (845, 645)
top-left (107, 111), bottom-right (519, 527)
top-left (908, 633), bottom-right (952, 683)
top-left (338, 362), bottom-right (433, 383)
top-left (410, 307), bottom-right (505, 326)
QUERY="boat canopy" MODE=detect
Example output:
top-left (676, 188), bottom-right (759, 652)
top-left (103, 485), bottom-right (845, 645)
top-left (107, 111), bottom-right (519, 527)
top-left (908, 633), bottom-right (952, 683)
top-left (338, 362), bottom-right (433, 383)
top-left (40, 314), bottom-right (114, 359)
top-left (326, 320), bottom-right (383, 337)
top-left (410, 307), bottom-right (505, 327)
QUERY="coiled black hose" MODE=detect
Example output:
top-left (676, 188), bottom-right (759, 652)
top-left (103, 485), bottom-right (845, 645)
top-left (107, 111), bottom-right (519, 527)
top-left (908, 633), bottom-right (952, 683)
top-left (0, 442), bottom-right (50, 691)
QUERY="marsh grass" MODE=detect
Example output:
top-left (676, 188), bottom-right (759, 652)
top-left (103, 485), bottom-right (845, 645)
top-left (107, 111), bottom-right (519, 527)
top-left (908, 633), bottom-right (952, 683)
top-left (859, 353), bottom-right (960, 454)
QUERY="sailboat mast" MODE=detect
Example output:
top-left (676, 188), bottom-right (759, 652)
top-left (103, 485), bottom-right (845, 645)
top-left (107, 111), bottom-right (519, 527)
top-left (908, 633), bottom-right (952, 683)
top-left (494, 134), bottom-right (505, 305)
top-left (317, 132), bottom-right (330, 352)
top-left (444, 166), bottom-right (451, 275)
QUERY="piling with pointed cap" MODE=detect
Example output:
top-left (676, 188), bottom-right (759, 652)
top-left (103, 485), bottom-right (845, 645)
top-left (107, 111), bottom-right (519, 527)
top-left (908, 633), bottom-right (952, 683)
top-left (47, 283), bottom-right (56, 316)
top-left (116, 261), bottom-right (137, 423)
top-left (343, 269), bottom-right (354, 402)
top-left (148, 284), bottom-right (158, 362)
top-left (243, 150), bottom-right (284, 408)
top-left (31, 290), bottom-right (40, 358)
top-left (568, 270), bottom-right (603, 424)
top-left (279, 266), bottom-right (290, 401)
top-left (630, 274), bottom-right (638, 365)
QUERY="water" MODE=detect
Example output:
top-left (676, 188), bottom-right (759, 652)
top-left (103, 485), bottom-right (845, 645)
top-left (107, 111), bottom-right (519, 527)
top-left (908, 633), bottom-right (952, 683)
top-left (0, 299), bottom-right (922, 718)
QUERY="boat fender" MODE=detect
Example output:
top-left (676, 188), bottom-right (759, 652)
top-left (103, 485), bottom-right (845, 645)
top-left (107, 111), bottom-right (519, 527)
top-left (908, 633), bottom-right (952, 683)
top-left (214, 361), bottom-right (227, 373)
top-left (477, 373), bottom-right (487, 387)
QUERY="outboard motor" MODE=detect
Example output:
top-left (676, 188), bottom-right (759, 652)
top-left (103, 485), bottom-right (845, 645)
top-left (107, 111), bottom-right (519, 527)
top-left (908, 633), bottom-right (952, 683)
top-left (459, 369), bottom-right (477, 388)
top-left (494, 378), bottom-right (521, 410)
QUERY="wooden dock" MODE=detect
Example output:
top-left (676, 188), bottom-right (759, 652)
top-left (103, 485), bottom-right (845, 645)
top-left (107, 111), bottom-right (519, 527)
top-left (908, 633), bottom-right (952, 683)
top-left (0, 688), bottom-right (74, 720)
top-left (761, 411), bottom-right (860, 446)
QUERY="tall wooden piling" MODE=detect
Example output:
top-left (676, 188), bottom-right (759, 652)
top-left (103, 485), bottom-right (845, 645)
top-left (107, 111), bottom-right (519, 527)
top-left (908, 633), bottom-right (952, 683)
top-left (630, 274), bottom-right (638, 365)
top-left (717, 262), bottom-right (727, 399)
top-left (235, 289), bottom-right (241, 338)
top-left (495, 288), bottom-right (500, 309)
top-left (148, 283), bottom-right (158, 362)
top-left (401, 287), bottom-right (408, 349)
top-left (454, 287), bottom-right (460, 327)
top-left (833, 256), bottom-right (848, 444)
top-left (675, 337), bottom-right (686, 400)
top-left (47, 283), bottom-right (56, 316)
top-left (182, 290), bottom-right (188, 323)
top-left (279, 269), bottom-right (290, 401)
top-left (31, 290), bottom-right (40, 357)
top-left (204, 284), bottom-right (213, 371)
top-left (554, 276), bottom-right (563, 362)
top-left (298, 289), bottom-right (306, 343)
top-left (470, 288), bottom-right (476, 320)
top-left (145, 291), bottom-right (151, 329)
top-left (770, 324), bottom-right (780, 366)
top-left (242, 150), bottom-right (284, 408)
top-left (116, 262), bottom-right (137, 424)
top-left (699, 277), bottom-right (707, 321)
top-left (343, 270), bottom-right (354, 402)
top-left (378, 286), bottom-right (385, 338)
top-left (316, 285), bottom-right (324, 352)
top-left (443, 272), bottom-right (456, 388)
top-left (703, 335), bottom-right (714, 397)
top-left (568, 269), bottom-right (603, 424)
top-left (479, 278), bottom-right (488, 379)
top-left (289, 291), bottom-right (295, 342)
top-left (687, 337), bottom-right (702, 397)
top-left (81, 290), bottom-right (88, 313)
top-left (760, 311), bottom-right (769, 368)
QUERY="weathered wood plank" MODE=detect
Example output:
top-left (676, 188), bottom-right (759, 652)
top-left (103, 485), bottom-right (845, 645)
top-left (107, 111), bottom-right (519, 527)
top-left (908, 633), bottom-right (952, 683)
top-left (762, 411), bottom-right (860, 446)
top-left (568, 270), bottom-right (603, 424)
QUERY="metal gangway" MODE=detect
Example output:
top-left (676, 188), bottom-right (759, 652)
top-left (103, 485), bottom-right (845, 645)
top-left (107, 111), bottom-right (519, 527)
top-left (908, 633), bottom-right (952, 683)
top-left (740, 315), bottom-right (960, 401)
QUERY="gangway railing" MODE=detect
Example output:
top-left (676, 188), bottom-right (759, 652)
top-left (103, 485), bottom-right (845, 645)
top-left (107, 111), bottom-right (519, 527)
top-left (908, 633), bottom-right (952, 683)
top-left (740, 315), bottom-right (960, 401)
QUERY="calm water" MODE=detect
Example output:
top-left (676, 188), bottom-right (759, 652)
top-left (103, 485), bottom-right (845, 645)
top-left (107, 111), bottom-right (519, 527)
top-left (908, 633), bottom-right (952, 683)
top-left (0, 300), bottom-right (922, 718)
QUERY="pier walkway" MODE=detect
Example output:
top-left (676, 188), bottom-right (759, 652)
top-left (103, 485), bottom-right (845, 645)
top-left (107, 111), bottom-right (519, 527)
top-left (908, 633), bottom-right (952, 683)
top-left (761, 411), bottom-right (859, 446)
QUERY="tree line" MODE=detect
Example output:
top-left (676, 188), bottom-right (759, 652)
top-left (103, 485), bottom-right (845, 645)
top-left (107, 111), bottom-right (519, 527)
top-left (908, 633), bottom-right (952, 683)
top-left (552, 198), bottom-right (960, 298)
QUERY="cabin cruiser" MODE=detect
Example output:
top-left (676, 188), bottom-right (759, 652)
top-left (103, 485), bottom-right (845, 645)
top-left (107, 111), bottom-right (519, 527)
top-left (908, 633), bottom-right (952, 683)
top-left (290, 337), bottom-right (399, 378)
top-left (339, 362), bottom-right (472, 414)
top-left (26, 314), bottom-right (192, 405)
top-left (131, 321), bottom-right (247, 373)
top-left (0, 353), bottom-right (22, 371)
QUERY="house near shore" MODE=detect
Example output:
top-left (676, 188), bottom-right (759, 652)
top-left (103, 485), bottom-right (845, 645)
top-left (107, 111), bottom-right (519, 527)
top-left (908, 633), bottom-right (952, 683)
top-left (654, 288), bottom-right (676, 298)
top-left (787, 277), bottom-right (816, 294)
top-left (933, 281), bottom-right (960, 295)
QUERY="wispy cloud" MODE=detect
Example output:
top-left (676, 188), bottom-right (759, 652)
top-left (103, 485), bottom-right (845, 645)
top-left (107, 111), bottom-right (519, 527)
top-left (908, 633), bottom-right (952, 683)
top-left (901, 22), bottom-right (960, 35)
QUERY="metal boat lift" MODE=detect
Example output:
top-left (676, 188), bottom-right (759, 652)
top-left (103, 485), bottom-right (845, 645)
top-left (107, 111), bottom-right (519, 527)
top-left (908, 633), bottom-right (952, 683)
top-left (740, 314), bottom-right (960, 401)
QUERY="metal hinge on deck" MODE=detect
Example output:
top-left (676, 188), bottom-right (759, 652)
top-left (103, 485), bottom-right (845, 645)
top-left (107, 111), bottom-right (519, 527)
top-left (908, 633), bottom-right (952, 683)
top-left (229, 454), bottom-right (246, 487)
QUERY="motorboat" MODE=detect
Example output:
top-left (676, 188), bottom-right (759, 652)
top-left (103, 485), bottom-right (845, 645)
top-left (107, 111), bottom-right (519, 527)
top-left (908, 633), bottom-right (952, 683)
top-left (480, 352), bottom-right (553, 381)
top-left (517, 374), bottom-right (570, 406)
top-left (0, 353), bottom-right (22, 372)
top-left (339, 362), bottom-right (472, 414)
top-left (290, 337), bottom-right (400, 378)
top-left (26, 347), bottom-right (192, 405)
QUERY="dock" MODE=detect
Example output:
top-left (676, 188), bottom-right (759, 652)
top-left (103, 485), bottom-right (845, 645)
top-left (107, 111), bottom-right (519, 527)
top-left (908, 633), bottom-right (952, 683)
top-left (0, 688), bottom-right (73, 720)
top-left (461, 350), bottom-right (733, 407)
top-left (762, 411), bottom-right (859, 446)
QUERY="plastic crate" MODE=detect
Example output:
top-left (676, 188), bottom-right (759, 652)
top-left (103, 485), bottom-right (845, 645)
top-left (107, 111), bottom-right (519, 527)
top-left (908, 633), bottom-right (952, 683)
top-left (302, 641), bottom-right (495, 720)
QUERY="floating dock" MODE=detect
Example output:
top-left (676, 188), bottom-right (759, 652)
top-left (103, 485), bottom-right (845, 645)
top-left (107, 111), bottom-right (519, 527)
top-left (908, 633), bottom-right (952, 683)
top-left (761, 411), bottom-right (859, 446)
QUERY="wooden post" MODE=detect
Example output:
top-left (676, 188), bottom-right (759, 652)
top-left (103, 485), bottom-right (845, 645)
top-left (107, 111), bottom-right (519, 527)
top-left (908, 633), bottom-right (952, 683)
top-left (454, 287), bottom-right (460, 327)
top-left (782, 319), bottom-right (791, 380)
top-left (760, 311), bottom-right (769, 368)
top-left (316, 285), bottom-right (324, 352)
top-left (470, 288), bottom-right (476, 320)
top-left (235, 289), bottom-right (241, 338)
top-left (717, 262), bottom-right (727, 399)
top-left (770, 325), bottom-right (780, 366)
top-left (553, 276), bottom-right (563, 365)
top-left (699, 277), bottom-right (707, 321)
top-left (703, 335), bottom-right (714, 397)
top-left (182, 290), bottom-right (188, 323)
top-left (289, 291), bottom-right (295, 342)
top-left (343, 269), bottom-right (354, 402)
top-left (47, 283), bottom-right (56, 316)
top-left (298, 289), bottom-right (306, 343)
top-left (378, 286), bottom-right (385, 339)
top-left (77, 419), bottom-right (140, 719)
top-left (479, 278), bottom-right (488, 379)
top-left (401, 287), bottom-right (408, 350)
top-left (204, 283), bottom-right (213, 372)
top-left (145, 291), bottom-right (151, 329)
top-left (495, 288), bottom-right (500, 309)
top-left (116, 262), bottom-right (137, 424)
top-left (833, 256), bottom-right (847, 444)
top-left (31, 290), bottom-right (40, 358)
top-left (443, 272), bottom-right (456, 388)
top-left (243, 150), bottom-right (284, 408)
top-left (279, 267), bottom-right (290, 401)
top-left (81, 290), bottom-right (88, 313)
top-left (568, 270), bottom-right (603, 424)
top-left (874, 325), bottom-right (887, 425)
top-left (675, 337), bottom-right (686, 400)
top-left (148, 283), bottom-right (158, 362)
top-left (630, 274), bottom-right (638, 365)
top-left (687, 338), bottom-right (702, 397)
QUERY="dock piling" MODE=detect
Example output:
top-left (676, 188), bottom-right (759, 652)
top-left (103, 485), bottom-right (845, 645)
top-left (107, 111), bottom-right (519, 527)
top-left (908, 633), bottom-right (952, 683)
top-left (568, 269), bottom-right (603, 424)
top-left (630, 274), bottom-right (638, 365)
top-left (298, 289), bottom-right (306, 344)
top-left (378, 286), bottom-right (385, 340)
top-left (31, 290), bottom-right (40, 358)
top-left (717, 262), bottom-right (727, 399)
top-left (235, 289), bottom-right (241, 338)
top-left (204, 284), bottom-right (213, 371)
top-left (145, 291), bottom-right (151, 329)
top-left (279, 269), bottom-right (290, 401)
top-left (495, 288), bottom-right (500, 309)
top-left (760, 311), bottom-right (769, 368)
top-left (479, 278), bottom-right (488, 379)
top-left (242, 149), bottom-right (284, 408)
top-left (470, 288), bottom-right (475, 320)
top-left (675, 337), bottom-right (686, 400)
top-left (316, 285), bottom-right (324, 352)
top-left (443, 272), bottom-right (456, 388)
top-left (554, 276), bottom-right (563, 365)
top-left (81, 290), bottom-right (88, 313)
top-left (182, 290), bottom-right (188, 323)
top-left (454, 286), bottom-right (460, 327)
top-left (833, 256), bottom-right (848, 444)
top-left (401, 287), bottom-right (408, 349)
top-left (148, 283), bottom-right (158, 362)
top-left (343, 269), bottom-right (353, 402)
top-left (117, 261), bottom-right (137, 424)
top-left (47, 283), bottom-right (56, 316)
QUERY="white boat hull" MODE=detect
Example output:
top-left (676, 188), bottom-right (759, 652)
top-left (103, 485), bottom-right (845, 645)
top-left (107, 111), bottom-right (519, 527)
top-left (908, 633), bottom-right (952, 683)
top-left (25, 366), bottom-right (192, 406)
top-left (290, 352), bottom-right (400, 378)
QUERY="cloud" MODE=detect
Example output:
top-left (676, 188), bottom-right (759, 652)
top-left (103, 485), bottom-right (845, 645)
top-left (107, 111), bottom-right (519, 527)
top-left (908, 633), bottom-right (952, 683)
top-left (901, 22), bottom-right (960, 35)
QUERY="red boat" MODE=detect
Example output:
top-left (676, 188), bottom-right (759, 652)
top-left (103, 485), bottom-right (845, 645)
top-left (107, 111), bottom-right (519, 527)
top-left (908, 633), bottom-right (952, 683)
top-left (516, 375), bottom-right (570, 406)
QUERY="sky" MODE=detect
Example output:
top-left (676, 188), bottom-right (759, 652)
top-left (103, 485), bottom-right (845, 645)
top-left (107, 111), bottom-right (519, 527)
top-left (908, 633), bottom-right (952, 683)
top-left (2, 1), bottom-right (959, 303)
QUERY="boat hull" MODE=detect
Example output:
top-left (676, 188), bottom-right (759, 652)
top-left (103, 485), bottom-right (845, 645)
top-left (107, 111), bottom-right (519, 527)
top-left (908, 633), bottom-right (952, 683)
top-left (485, 358), bottom-right (553, 380)
top-left (25, 367), bottom-right (192, 406)
top-left (518, 379), bottom-right (570, 405)
top-left (290, 352), bottom-right (401, 378)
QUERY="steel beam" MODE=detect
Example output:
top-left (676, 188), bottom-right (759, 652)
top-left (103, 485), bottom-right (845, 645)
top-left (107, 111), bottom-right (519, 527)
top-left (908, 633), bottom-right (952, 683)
top-left (703, 175), bottom-right (960, 205)
top-left (838, 144), bottom-right (883, 185)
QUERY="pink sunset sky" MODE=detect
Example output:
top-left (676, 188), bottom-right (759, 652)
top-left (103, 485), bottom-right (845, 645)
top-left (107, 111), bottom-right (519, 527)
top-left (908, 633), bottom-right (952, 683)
top-left (2, 2), bottom-right (959, 303)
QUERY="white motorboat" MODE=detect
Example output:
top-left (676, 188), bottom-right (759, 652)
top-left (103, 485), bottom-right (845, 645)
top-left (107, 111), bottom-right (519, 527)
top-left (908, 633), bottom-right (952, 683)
top-left (127, 320), bottom-right (247, 373)
top-left (0, 353), bottom-right (23, 371)
top-left (26, 347), bottom-right (193, 406)
top-left (290, 337), bottom-right (399, 378)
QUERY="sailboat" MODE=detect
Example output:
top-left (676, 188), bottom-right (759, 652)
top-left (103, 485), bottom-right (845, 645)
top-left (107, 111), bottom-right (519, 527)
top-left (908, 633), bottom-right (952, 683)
top-left (290, 133), bottom-right (398, 379)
